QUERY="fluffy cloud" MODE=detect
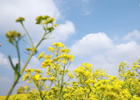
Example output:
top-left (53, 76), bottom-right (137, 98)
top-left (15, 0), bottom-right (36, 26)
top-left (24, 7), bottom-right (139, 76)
top-left (38, 20), bottom-right (75, 49)
top-left (106, 41), bottom-right (140, 65)
top-left (0, 0), bottom-right (76, 46)
top-left (0, 52), bottom-right (22, 69)
top-left (53, 20), bottom-right (75, 41)
top-left (0, 0), bottom-right (61, 33)
top-left (27, 56), bottom-right (40, 69)
top-left (0, 52), bottom-right (9, 68)
top-left (70, 32), bottom-right (114, 56)
top-left (70, 31), bottom-right (140, 75)
top-left (123, 30), bottom-right (140, 40)
top-left (87, 55), bottom-right (119, 75)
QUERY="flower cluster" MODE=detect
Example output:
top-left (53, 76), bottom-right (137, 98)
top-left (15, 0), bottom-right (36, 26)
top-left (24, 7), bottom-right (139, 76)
top-left (6, 30), bottom-right (22, 45)
top-left (35, 15), bottom-right (58, 32)
top-left (15, 17), bottom-right (25, 23)
top-left (1, 42), bottom-right (140, 100)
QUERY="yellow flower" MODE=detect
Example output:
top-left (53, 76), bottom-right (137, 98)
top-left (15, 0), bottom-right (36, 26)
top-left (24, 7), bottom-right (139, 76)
top-left (41, 77), bottom-right (48, 81)
top-left (50, 76), bottom-right (56, 81)
top-left (34, 74), bottom-right (41, 80)
top-left (22, 74), bottom-right (30, 81)
top-left (62, 59), bottom-right (67, 64)
top-left (68, 72), bottom-right (74, 79)
top-left (48, 47), bottom-right (54, 52)
top-left (52, 42), bottom-right (65, 48)
top-left (138, 58), bottom-right (140, 62)
top-left (15, 17), bottom-right (25, 23)
top-left (132, 67), bottom-right (135, 70)
top-left (35, 16), bottom-right (43, 24)
top-left (24, 85), bottom-right (29, 91)
top-left (17, 87), bottom-right (25, 94)
top-left (34, 69), bottom-right (42, 73)
top-left (44, 55), bottom-right (53, 59)
top-left (51, 17), bottom-right (56, 21)
top-left (25, 69), bottom-right (34, 73)
top-left (45, 85), bottom-right (49, 89)
top-left (38, 51), bottom-right (45, 60)
top-left (54, 23), bottom-right (58, 27)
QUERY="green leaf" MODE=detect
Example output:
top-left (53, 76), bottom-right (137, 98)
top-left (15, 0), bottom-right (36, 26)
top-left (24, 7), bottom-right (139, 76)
top-left (8, 55), bottom-right (15, 71)
top-left (15, 63), bottom-right (20, 73)
top-left (14, 63), bottom-right (20, 81)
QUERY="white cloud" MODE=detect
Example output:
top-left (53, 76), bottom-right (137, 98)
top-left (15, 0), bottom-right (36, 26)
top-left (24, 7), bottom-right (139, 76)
top-left (70, 31), bottom-right (140, 75)
top-left (0, 52), bottom-right (9, 67)
top-left (0, 0), bottom-right (61, 38)
top-left (123, 30), bottom-right (140, 40)
top-left (12, 58), bottom-right (18, 66)
top-left (0, 0), bottom-right (76, 46)
top-left (70, 32), bottom-right (114, 56)
top-left (0, 52), bottom-right (22, 69)
top-left (53, 20), bottom-right (75, 41)
top-left (88, 55), bottom-right (119, 75)
top-left (0, 0), bottom-right (61, 21)
top-left (106, 41), bottom-right (140, 65)
top-left (38, 20), bottom-right (75, 49)
top-left (27, 56), bottom-right (40, 69)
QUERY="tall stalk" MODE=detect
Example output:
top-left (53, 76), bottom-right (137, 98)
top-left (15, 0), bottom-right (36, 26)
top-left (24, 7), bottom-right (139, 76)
top-left (5, 15), bottom-right (57, 100)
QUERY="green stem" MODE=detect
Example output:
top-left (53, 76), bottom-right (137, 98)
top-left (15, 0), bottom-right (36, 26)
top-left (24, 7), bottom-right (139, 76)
top-left (59, 65), bottom-right (66, 97)
top-left (5, 76), bottom-right (19, 100)
top-left (5, 32), bottom-right (49, 100)
top-left (20, 32), bottom-right (47, 74)
top-left (15, 41), bottom-right (20, 72)
top-left (8, 55), bottom-right (15, 71)
top-left (21, 23), bottom-right (34, 47)
top-left (37, 84), bottom-right (44, 100)
top-left (57, 71), bottom-right (60, 88)
top-left (39, 90), bottom-right (44, 100)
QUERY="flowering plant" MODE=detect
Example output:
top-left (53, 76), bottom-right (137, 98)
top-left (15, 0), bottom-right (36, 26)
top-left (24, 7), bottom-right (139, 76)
top-left (1, 15), bottom-right (140, 100)
top-left (4, 15), bottom-right (57, 100)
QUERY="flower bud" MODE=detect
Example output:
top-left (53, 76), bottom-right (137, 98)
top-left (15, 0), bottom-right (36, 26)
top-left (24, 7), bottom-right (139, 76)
top-left (15, 17), bottom-right (25, 23)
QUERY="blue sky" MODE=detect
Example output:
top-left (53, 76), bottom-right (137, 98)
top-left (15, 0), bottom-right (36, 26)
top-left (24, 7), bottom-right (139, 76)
top-left (0, 0), bottom-right (140, 96)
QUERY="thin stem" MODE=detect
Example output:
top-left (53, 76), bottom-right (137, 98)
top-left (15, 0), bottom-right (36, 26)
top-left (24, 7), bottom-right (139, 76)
top-left (20, 47), bottom-right (37, 74)
top-left (38, 85), bottom-right (44, 100)
top-left (8, 55), bottom-right (15, 71)
top-left (57, 70), bottom-right (60, 88)
top-left (5, 76), bottom-right (19, 100)
top-left (5, 32), bottom-right (49, 100)
top-left (59, 64), bottom-right (67, 97)
top-left (20, 33), bottom-right (47, 74)
top-left (5, 48), bottom-right (35, 100)
top-left (21, 23), bottom-right (34, 47)
top-left (15, 41), bottom-right (20, 72)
